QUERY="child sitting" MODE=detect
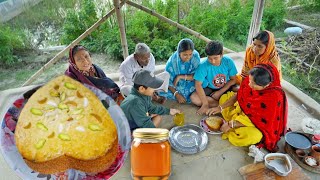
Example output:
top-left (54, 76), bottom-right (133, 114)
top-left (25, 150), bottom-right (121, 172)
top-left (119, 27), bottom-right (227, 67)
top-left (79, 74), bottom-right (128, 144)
top-left (120, 69), bottom-right (180, 131)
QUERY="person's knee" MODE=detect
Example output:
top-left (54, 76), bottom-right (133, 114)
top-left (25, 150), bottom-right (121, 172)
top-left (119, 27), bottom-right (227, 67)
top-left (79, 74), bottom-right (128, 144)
top-left (190, 93), bottom-right (202, 106)
top-left (152, 115), bottom-right (162, 127)
top-left (120, 85), bottom-right (132, 97)
top-left (163, 71), bottom-right (170, 79)
top-left (208, 99), bottom-right (218, 107)
top-left (153, 115), bottom-right (162, 120)
top-left (157, 71), bottom-right (170, 80)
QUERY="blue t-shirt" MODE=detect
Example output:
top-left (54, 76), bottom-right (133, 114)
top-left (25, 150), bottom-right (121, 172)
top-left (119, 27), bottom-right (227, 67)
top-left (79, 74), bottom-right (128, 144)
top-left (194, 56), bottom-right (238, 89)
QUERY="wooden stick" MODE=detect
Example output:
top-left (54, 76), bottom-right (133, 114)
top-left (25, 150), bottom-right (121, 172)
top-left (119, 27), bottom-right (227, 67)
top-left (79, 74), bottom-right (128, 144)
top-left (126, 0), bottom-right (234, 53)
top-left (246, 0), bottom-right (265, 47)
top-left (277, 47), bottom-right (320, 72)
top-left (22, 1), bottom-right (126, 87)
top-left (284, 19), bottom-right (315, 30)
top-left (113, 0), bottom-right (129, 59)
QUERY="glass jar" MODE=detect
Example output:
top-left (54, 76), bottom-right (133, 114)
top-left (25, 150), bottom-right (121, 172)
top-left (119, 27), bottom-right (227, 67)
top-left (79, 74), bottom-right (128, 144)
top-left (131, 128), bottom-right (171, 180)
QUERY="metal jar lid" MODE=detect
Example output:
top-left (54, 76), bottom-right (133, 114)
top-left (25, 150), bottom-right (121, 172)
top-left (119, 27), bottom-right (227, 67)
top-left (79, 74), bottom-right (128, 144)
top-left (133, 128), bottom-right (169, 139)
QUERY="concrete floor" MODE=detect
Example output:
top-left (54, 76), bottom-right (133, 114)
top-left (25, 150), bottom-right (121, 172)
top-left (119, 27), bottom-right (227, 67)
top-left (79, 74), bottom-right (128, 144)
top-left (112, 94), bottom-right (319, 180)
top-left (112, 52), bottom-right (320, 180)
top-left (0, 52), bottom-right (319, 180)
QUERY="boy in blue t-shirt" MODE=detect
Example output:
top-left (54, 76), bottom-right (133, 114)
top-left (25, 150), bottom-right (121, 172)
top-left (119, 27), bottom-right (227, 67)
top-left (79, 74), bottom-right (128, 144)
top-left (190, 41), bottom-right (237, 115)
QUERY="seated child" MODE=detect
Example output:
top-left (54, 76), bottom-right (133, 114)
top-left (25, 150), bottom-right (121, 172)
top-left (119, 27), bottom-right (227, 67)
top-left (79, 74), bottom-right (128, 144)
top-left (190, 41), bottom-right (238, 115)
top-left (120, 69), bottom-right (180, 131)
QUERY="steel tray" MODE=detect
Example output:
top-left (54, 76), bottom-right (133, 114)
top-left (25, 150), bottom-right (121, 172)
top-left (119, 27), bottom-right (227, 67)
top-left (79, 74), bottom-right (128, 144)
top-left (169, 124), bottom-right (208, 154)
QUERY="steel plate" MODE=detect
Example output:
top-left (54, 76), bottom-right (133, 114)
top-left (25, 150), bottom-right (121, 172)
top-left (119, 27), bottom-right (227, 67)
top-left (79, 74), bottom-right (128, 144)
top-left (169, 124), bottom-right (208, 154)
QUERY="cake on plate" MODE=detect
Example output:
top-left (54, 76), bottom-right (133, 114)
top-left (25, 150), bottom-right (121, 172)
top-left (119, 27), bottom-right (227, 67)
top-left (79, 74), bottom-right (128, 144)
top-left (14, 75), bottom-right (118, 174)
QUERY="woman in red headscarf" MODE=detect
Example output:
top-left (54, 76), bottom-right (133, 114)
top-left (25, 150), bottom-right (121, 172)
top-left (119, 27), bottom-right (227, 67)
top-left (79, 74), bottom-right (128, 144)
top-left (236, 30), bottom-right (282, 84)
top-left (65, 45), bottom-right (122, 104)
top-left (207, 63), bottom-right (287, 152)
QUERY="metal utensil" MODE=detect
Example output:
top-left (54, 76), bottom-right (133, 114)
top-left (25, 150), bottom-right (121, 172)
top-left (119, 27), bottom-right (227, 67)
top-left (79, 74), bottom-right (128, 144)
top-left (169, 124), bottom-right (208, 154)
top-left (194, 137), bottom-right (200, 153)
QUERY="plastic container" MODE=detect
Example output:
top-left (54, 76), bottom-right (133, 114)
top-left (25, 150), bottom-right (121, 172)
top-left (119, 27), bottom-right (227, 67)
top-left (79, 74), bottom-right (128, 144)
top-left (131, 128), bottom-right (171, 180)
top-left (264, 153), bottom-right (292, 176)
top-left (312, 134), bottom-right (320, 144)
top-left (284, 27), bottom-right (303, 36)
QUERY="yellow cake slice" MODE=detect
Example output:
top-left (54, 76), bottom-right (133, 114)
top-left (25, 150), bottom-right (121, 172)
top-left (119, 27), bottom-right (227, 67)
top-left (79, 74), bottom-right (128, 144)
top-left (14, 75), bottom-right (118, 174)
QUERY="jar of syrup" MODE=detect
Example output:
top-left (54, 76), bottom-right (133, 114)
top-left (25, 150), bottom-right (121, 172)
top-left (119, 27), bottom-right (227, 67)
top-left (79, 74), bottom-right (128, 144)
top-left (131, 128), bottom-right (171, 180)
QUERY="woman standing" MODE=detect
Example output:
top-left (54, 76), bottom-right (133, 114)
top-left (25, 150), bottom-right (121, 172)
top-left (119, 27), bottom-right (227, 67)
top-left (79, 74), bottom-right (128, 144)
top-left (161, 38), bottom-right (200, 103)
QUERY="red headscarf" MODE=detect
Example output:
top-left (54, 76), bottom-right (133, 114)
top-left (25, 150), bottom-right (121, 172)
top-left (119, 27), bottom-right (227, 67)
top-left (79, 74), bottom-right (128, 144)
top-left (237, 63), bottom-right (287, 152)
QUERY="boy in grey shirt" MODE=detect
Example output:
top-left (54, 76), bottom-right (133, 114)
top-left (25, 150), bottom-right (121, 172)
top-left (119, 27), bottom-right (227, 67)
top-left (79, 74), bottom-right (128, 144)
top-left (120, 69), bottom-right (180, 131)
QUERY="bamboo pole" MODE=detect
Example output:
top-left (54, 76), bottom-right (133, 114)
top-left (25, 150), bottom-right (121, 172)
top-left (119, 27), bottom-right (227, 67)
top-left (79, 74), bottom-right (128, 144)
top-left (246, 0), bottom-right (265, 47)
top-left (126, 0), bottom-right (234, 53)
top-left (22, 1), bottom-right (126, 87)
top-left (114, 0), bottom-right (129, 59)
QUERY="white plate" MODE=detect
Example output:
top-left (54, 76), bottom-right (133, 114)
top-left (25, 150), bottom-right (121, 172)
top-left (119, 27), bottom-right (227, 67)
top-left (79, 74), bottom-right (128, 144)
top-left (200, 116), bottom-right (223, 135)
top-left (0, 85), bottom-right (131, 179)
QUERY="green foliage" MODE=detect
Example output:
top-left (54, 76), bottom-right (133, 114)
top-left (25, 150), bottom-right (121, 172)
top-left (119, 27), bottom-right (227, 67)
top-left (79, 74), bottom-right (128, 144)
top-left (182, 5), bottom-right (227, 41)
top-left (150, 38), bottom-right (178, 61)
top-left (0, 26), bottom-right (29, 64)
top-left (60, 0), bottom-right (287, 60)
top-left (223, 0), bottom-right (253, 45)
top-left (263, 0), bottom-right (287, 30)
top-left (61, 0), bottom-right (98, 44)
top-left (299, 0), bottom-right (320, 10)
top-left (7, 0), bottom-right (77, 29)
top-left (0, 0), bottom-right (77, 65)
top-left (99, 28), bottom-right (124, 60)
top-left (282, 63), bottom-right (320, 103)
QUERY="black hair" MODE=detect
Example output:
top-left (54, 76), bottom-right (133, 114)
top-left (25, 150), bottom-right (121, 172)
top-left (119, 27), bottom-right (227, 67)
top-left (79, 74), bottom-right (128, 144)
top-left (72, 45), bottom-right (89, 57)
top-left (249, 67), bottom-right (272, 86)
top-left (205, 40), bottom-right (223, 56)
top-left (253, 31), bottom-right (269, 45)
top-left (133, 83), bottom-right (148, 90)
top-left (178, 39), bottom-right (194, 53)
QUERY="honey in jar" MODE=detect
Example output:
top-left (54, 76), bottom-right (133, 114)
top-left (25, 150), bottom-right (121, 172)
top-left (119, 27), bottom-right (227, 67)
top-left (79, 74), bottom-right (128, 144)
top-left (173, 113), bottom-right (184, 126)
top-left (131, 128), bottom-right (171, 180)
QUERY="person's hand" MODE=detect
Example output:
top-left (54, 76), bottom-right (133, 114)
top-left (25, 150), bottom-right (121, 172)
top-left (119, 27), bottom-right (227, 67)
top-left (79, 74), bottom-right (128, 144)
top-left (196, 105), bottom-right (208, 115)
top-left (220, 122), bottom-right (231, 133)
top-left (206, 107), bottom-right (220, 116)
top-left (175, 93), bottom-right (186, 104)
top-left (170, 108), bottom-right (181, 115)
top-left (173, 75), bottom-right (182, 86)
